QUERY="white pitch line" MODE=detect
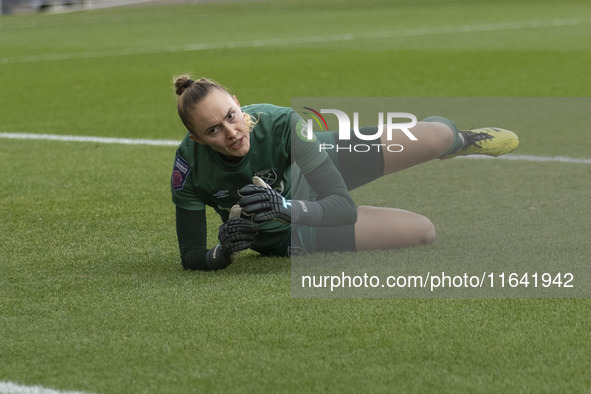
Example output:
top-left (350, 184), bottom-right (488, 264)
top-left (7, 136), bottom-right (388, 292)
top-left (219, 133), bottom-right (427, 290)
top-left (0, 381), bottom-right (93, 394)
top-left (457, 154), bottom-right (591, 165)
top-left (1, 132), bottom-right (590, 165)
top-left (1, 17), bottom-right (590, 65)
top-left (0, 132), bottom-right (180, 147)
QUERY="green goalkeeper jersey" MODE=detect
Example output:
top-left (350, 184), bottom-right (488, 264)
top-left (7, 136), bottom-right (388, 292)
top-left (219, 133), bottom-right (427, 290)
top-left (171, 104), bottom-right (330, 257)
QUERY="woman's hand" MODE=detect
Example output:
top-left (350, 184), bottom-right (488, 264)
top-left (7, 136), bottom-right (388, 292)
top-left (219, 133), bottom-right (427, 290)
top-left (238, 184), bottom-right (292, 224)
top-left (218, 217), bottom-right (258, 255)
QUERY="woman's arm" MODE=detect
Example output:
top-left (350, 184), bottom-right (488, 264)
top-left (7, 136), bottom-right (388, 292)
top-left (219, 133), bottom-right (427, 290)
top-left (297, 155), bottom-right (357, 226)
top-left (176, 207), bottom-right (257, 270)
top-left (175, 207), bottom-right (211, 270)
top-left (238, 113), bottom-right (357, 227)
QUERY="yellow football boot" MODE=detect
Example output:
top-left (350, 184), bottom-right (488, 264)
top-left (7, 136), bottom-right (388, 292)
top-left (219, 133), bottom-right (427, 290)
top-left (442, 127), bottom-right (519, 159)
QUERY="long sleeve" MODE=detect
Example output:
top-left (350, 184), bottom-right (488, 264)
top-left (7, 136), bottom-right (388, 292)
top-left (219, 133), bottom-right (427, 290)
top-left (176, 207), bottom-right (210, 270)
top-left (290, 114), bottom-right (357, 227)
top-left (293, 156), bottom-right (357, 226)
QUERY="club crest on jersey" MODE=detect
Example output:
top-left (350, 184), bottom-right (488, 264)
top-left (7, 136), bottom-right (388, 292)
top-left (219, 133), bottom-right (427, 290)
top-left (254, 169), bottom-right (278, 186)
top-left (171, 155), bottom-right (191, 191)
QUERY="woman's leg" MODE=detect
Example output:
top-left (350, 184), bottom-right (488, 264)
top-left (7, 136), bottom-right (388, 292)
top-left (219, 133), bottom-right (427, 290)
top-left (330, 122), bottom-right (449, 251)
top-left (332, 120), bottom-right (518, 252)
top-left (336, 120), bottom-right (455, 190)
top-left (354, 205), bottom-right (436, 250)
top-left (381, 121), bottom-right (453, 175)
top-left (337, 116), bottom-right (518, 189)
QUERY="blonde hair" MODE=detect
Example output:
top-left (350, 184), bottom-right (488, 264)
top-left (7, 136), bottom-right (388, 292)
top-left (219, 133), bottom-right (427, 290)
top-left (173, 74), bottom-right (256, 134)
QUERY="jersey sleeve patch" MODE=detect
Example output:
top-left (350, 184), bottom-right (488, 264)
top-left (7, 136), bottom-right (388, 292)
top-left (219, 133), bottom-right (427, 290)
top-left (171, 155), bottom-right (191, 191)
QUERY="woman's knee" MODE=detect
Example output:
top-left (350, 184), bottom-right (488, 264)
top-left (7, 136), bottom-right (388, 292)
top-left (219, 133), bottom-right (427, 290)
top-left (355, 206), bottom-right (435, 250)
top-left (415, 214), bottom-right (436, 245)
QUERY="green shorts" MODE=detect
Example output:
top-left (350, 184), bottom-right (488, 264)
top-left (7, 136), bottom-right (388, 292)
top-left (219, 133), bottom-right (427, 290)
top-left (291, 132), bottom-right (352, 255)
top-left (291, 129), bottom-right (385, 255)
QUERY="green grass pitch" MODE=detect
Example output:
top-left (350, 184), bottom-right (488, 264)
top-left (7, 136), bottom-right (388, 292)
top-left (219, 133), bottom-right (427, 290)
top-left (1, 0), bottom-right (590, 392)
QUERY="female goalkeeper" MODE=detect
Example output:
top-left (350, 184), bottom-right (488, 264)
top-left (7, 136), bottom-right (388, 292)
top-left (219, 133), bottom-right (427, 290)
top-left (171, 76), bottom-right (518, 270)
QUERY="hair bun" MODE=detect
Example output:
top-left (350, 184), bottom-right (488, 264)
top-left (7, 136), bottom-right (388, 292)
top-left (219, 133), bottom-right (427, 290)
top-left (182, 79), bottom-right (194, 89)
top-left (174, 75), bottom-right (193, 96)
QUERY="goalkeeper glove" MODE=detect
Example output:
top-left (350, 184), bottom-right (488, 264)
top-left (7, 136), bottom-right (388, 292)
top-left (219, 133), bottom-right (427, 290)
top-left (239, 176), bottom-right (323, 225)
top-left (238, 185), bottom-right (292, 224)
top-left (205, 217), bottom-right (257, 269)
top-left (218, 217), bottom-right (257, 254)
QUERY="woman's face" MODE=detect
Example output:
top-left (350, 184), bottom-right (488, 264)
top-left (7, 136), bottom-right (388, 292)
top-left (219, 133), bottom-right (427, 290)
top-left (188, 89), bottom-right (250, 158)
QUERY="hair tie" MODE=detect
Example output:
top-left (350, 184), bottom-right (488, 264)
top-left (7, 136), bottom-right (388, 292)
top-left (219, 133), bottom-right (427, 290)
top-left (182, 79), bottom-right (194, 90)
